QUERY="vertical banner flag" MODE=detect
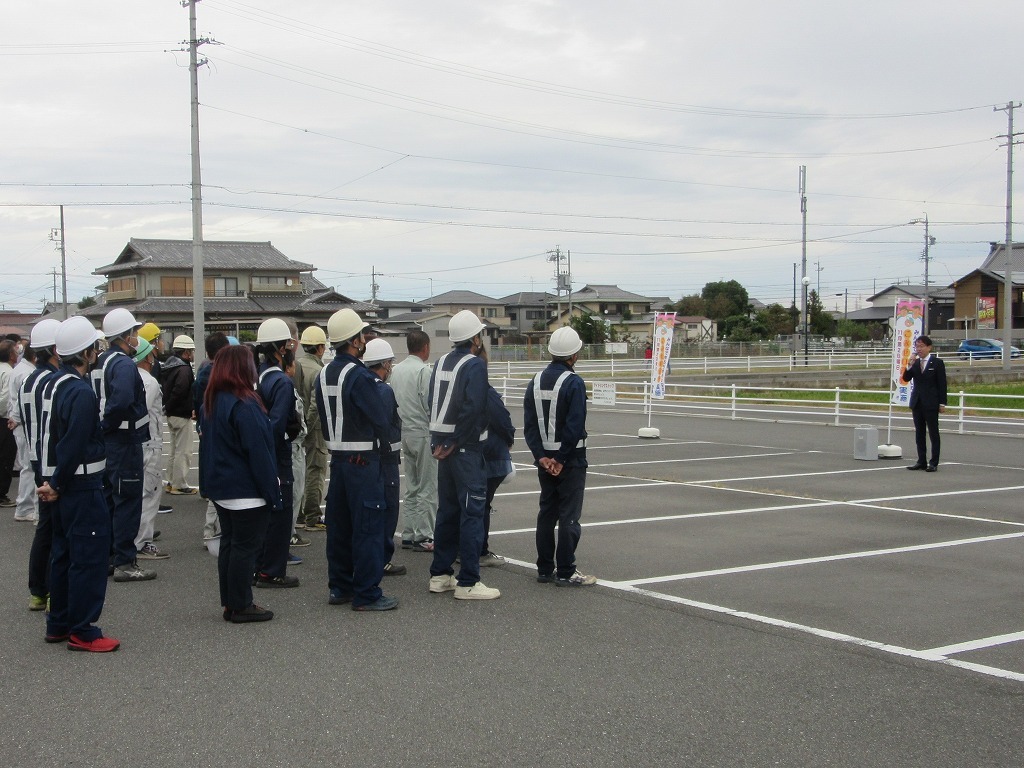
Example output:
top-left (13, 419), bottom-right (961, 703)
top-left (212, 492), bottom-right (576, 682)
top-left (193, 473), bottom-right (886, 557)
top-left (890, 299), bottom-right (924, 406)
top-left (650, 312), bottom-right (676, 399)
top-left (977, 296), bottom-right (996, 329)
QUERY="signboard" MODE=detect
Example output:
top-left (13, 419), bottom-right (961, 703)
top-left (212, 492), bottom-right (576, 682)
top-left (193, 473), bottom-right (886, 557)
top-left (977, 296), bottom-right (996, 329)
top-left (650, 312), bottom-right (676, 400)
top-left (591, 381), bottom-right (616, 406)
top-left (604, 342), bottom-right (627, 355)
top-left (890, 299), bottom-right (924, 406)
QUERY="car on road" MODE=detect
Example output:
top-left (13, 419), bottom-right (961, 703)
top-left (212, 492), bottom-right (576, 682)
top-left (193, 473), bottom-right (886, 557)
top-left (957, 338), bottom-right (1021, 359)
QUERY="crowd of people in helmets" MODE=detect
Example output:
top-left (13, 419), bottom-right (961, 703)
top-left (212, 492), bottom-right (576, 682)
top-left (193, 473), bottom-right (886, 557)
top-left (10, 303), bottom-right (598, 649)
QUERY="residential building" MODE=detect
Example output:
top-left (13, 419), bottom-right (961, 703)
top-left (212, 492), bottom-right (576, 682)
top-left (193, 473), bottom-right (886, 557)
top-left (499, 291), bottom-right (554, 339)
top-left (949, 242), bottom-right (1024, 331)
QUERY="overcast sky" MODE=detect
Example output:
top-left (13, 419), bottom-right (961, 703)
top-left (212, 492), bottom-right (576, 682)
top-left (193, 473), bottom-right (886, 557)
top-left (3, 1), bottom-right (1021, 314)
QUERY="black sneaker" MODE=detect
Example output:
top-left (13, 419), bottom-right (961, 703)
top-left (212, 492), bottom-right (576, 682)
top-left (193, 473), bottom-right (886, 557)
top-left (383, 562), bottom-right (407, 576)
top-left (328, 592), bottom-right (353, 606)
top-left (352, 595), bottom-right (398, 611)
top-left (229, 604), bottom-right (274, 623)
top-left (537, 572), bottom-right (557, 584)
top-left (254, 573), bottom-right (300, 589)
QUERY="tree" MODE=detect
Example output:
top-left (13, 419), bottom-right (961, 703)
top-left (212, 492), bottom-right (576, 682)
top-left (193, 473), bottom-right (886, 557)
top-left (835, 319), bottom-right (870, 342)
top-left (567, 312), bottom-right (608, 345)
top-left (674, 294), bottom-right (706, 316)
top-left (77, 295), bottom-right (96, 309)
top-left (808, 290), bottom-right (836, 336)
top-left (747, 304), bottom-right (793, 339)
top-left (701, 280), bottom-right (749, 321)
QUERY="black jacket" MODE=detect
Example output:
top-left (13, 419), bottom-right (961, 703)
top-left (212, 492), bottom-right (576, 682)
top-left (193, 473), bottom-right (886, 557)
top-left (160, 355), bottom-right (195, 419)
top-left (903, 355), bottom-right (947, 410)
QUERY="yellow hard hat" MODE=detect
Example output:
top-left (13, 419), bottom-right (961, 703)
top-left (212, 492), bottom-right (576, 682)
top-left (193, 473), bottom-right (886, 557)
top-left (138, 322), bottom-right (161, 343)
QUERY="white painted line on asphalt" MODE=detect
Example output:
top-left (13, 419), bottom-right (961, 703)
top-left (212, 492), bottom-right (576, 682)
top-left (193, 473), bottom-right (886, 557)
top-left (689, 464), bottom-right (910, 485)
top-left (500, 554), bottom-right (1024, 683)
top-left (590, 451), bottom-right (798, 467)
top-left (853, 485), bottom-right (1024, 504)
top-left (612, 531), bottom-right (1024, 586)
top-left (920, 631), bottom-right (1024, 657)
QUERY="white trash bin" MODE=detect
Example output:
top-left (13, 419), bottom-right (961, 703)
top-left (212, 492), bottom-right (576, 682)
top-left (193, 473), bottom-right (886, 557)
top-left (854, 425), bottom-right (879, 461)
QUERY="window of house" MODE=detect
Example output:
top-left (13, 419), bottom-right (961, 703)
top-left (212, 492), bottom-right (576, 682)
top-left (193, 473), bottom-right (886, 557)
top-left (484, 307), bottom-right (497, 318)
top-left (213, 277), bottom-right (238, 296)
top-left (108, 277), bottom-right (135, 293)
top-left (252, 276), bottom-right (288, 287)
top-left (161, 276), bottom-right (190, 297)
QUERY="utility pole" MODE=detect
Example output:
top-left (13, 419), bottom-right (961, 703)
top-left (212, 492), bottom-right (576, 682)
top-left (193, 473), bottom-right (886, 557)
top-left (910, 214), bottom-right (935, 333)
top-left (799, 166), bottom-right (808, 364)
top-left (370, 266), bottom-right (380, 304)
top-left (48, 207), bottom-right (68, 318)
top-left (814, 261), bottom-right (823, 295)
top-left (996, 101), bottom-right (1021, 371)
top-left (547, 246), bottom-right (566, 324)
top-left (186, 0), bottom-right (208, 364)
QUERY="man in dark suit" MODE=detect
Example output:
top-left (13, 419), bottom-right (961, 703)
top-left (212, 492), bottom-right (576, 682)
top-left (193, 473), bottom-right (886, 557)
top-left (902, 335), bottom-right (947, 472)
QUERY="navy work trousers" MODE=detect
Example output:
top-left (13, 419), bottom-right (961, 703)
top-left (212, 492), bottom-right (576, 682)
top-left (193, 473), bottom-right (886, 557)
top-left (47, 487), bottom-right (111, 641)
top-left (325, 455), bottom-right (386, 607)
top-left (103, 440), bottom-right (143, 567)
top-left (430, 449), bottom-right (487, 587)
top-left (258, 480), bottom-right (292, 579)
top-left (535, 464), bottom-right (586, 579)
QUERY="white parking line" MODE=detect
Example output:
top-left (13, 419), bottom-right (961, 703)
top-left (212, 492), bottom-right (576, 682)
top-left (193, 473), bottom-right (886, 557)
top-left (922, 631), bottom-right (1024, 657)
top-left (497, 555), bottom-right (1024, 684)
top-left (612, 531), bottom-right (1024, 586)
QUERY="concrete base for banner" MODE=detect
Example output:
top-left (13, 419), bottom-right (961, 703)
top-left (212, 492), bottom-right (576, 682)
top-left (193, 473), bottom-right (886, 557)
top-left (878, 444), bottom-right (903, 459)
top-left (638, 427), bottom-right (661, 439)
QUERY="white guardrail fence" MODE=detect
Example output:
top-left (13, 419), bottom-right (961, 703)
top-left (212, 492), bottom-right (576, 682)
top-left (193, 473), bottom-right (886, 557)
top-left (493, 377), bottom-right (1024, 438)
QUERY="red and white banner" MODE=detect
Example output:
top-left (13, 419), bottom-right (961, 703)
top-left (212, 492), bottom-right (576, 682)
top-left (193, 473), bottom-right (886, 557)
top-left (650, 312), bottom-right (676, 399)
top-left (891, 299), bottom-right (924, 406)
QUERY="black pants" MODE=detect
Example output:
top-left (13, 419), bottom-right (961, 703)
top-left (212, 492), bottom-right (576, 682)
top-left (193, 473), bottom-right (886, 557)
top-left (216, 503), bottom-right (271, 611)
top-left (482, 475), bottom-right (504, 555)
top-left (0, 423), bottom-right (15, 497)
top-left (535, 464), bottom-right (586, 579)
top-left (28, 499), bottom-right (54, 598)
top-left (912, 406), bottom-right (941, 467)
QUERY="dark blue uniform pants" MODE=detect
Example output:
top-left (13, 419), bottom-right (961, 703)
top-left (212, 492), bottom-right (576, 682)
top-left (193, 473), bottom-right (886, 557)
top-left (103, 440), bottom-right (143, 567)
top-left (382, 462), bottom-right (400, 562)
top-left (216, 503), bottom-right (271, 611)
top-left (47, 487), bottom-right (111, 641)
top-left (258, 480), bottom-right (292, 579)
top-left (535, 464), bottom-right (586, 579)
top-left (912, 406), bottom-right (941, 467)
top-left (430, 449), bottom-right (486, 587)
top-left (325, 455), bottom-right (386, 607)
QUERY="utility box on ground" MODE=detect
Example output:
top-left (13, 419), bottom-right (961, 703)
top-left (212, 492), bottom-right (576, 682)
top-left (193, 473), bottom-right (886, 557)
top-left (854, 425), bottom-right (879, 461)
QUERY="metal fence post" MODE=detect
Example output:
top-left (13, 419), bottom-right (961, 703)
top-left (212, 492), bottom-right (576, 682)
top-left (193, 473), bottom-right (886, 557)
top-left (834, 387), bottom-right (841, 426)
top-left (958, 390), bottom-right (965, 434)
top-left (731, 384), bottom-right (737, 420)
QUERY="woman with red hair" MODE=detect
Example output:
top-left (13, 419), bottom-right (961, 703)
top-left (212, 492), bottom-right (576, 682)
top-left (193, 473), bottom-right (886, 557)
top-left (199, 345), bottom-right (282, 623)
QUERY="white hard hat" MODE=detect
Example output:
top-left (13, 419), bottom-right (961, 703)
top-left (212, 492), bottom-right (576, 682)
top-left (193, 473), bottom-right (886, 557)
top-left (327, 308), bottom-right (369, 344)
top-left (299, 325), bottom-right (327, 346)
top-left (449, 310), bottom-right (485, 344)
top-left (56, 316), bottom-right (102, 357)
top-left (172, 334), bottom-right (196, 350)
top-left (30, 318), bottom-right (61, 349)
top-left (363, 338), bottom-right (395, 365)
top-left (548, 326), bottom-right (583, 357)
top-left (102, 307), bottom-right (142, 338)
top-left (256, 317), bottom-right (291, 344)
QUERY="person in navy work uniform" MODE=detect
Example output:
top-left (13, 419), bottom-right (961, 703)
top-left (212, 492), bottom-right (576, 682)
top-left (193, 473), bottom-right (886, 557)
top-left (199, 345), bottom-right (282, 623)
top-left (902, 334), bottom-right (948, 472)
top-left (37, 316), bottom-right (120, 652)
top-left (426, 310), bottom-right (500, 601)
top-left (362, 338), bottom-right (407, 578)
top-left (20, 318), bottom-right (62, 612)
top-left (253, 318), bottom-right (301, 589)
top-left (315, 309), bottom-right (398, 611)
top-left (92, 308), bottom-right (155, 583)
top-left (523, 326), bottom-right (597, 587)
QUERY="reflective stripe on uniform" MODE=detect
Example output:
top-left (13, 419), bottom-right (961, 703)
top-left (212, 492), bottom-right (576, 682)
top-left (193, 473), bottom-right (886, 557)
top-left (318, 363), bottom-right (375, 452)
top-left (532, 370), bottom-right (585, 452)
top-left (429, 352), bottom-right (487, 442)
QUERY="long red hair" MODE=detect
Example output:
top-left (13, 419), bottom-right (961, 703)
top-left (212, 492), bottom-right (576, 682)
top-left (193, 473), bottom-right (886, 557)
top-left (204, 345), bottom-right (263, 416)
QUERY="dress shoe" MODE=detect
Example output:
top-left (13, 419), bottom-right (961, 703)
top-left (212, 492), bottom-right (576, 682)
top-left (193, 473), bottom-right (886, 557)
top-left (907, 464), bottom-right (926, 471)
top-left (925, 465), bottom-right (937, 472)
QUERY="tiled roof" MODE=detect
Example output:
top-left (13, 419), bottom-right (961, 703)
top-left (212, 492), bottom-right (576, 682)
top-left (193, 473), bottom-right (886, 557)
top-left (422, 290), bottom-right (500, 305)
top-left (562, 284), bottom-right (652, 302)
top-left (499, 291), bottom-right (554, 304)
top-left (95, 239), bottom-right (315, 275)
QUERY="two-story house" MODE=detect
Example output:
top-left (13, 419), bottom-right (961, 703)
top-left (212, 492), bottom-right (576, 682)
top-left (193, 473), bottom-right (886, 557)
top-left (81, 238), bottom-right (376, 342)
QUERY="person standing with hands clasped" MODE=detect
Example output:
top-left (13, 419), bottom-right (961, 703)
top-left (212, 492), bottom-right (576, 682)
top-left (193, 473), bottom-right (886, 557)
top-left (902, 334), bottom-right (947, 472)
top-left (524, 326), bottom-right (597, 587)
top-left (427, 311), bottom-right (499, 600)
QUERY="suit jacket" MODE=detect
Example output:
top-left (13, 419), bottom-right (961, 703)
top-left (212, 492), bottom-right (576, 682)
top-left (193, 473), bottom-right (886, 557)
top-left (903, 354), bottom-right (947, 410)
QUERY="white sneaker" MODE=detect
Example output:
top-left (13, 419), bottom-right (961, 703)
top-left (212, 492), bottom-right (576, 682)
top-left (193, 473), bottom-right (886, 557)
top-left (454, 581), bottom-right (501, 600)
top-left (429, 574), bottom-right (458, 593)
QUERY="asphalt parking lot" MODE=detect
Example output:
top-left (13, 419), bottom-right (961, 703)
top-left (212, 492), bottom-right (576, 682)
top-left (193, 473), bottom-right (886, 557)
top-left (3, 407), bottom-right (1023, 767)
